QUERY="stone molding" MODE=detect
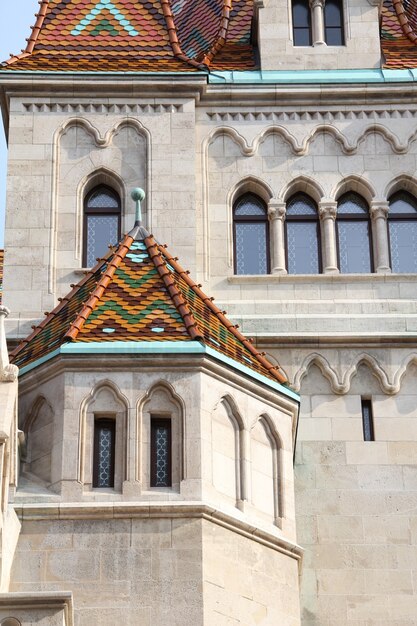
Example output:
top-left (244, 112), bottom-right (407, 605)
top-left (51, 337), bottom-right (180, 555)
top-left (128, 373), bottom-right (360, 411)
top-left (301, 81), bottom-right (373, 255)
top-left (206, 109), bottom-right (417, 122)
top-left (23, 103), bottom-right (183, 114)
top-left (14, 502), bottom-right (303, 564)
top-left (0, 592), bottom-right (73, 626)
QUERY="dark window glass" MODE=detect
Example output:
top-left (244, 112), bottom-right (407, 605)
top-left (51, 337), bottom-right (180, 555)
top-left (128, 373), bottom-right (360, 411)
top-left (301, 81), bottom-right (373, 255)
top-left (93, 419), bottom-right (115, 488)
top-left (84, 186), bottom-right (121, 267)
top-left (388, 191), bottom-right (417, 273)
top-left (286, 193), bottom-right (321, 274)
top-left (324, 0), bottom-right (344, 45)
top-left (337, 193), bottom-right (373, 273)
top-left (361, 399), bottom-right (374, 442)
top-left (233, 194), bottom-right (270, 275)
top-left (292, 0), bottom-right (312, 46)
top-left (151, 418), bottom-right (172, 487)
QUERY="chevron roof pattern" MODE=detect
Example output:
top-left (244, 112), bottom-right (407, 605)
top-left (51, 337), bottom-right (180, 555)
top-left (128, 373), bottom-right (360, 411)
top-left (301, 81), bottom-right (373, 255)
top-left (10, 232), bottom-right (287, 386)
top-left (382, 0), bottom-right (417, 67)
top-left (2, 0), bottom-right (256, 72)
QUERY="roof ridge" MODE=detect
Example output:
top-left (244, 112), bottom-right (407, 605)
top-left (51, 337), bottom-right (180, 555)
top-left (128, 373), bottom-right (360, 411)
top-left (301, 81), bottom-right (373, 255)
top-left (200, 0), bottom-right (232, 67)
top-left (160, 245), bottom-right (288, 385)
top-left (160, 0), bottom-right (209, 69)
top-left (65, 234), bottom-right (134, 341)
top-left (393, 0), bottom-right (417, 43)
top-left (10, 247), bottom-right (114, 361)
top-left (4, 0), bottom-right (49, 66)
top-left (145, 236), bottom-right (204, 340)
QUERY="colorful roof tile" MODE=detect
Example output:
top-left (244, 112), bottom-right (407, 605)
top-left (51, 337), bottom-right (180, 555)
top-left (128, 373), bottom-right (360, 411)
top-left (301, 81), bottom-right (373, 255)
top-left (10, 227), bottom-right (286, 386)
top-left (382, 0), bottom-right (417, 68)
top-left (2, 0), bottom-right (257, 72)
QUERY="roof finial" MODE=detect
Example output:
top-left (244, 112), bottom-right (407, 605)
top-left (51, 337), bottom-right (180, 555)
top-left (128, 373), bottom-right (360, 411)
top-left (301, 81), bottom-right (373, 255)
top-left (131, 188), bottom-right (146, 225)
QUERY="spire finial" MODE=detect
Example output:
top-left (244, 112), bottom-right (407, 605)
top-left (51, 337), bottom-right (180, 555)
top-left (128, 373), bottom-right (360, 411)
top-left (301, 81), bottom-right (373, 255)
top-left (131, 188), bottom-right (146, 225)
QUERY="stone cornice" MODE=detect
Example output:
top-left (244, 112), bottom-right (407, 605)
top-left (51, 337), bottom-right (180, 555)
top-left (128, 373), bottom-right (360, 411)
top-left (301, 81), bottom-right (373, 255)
top-left (14, 502), bottom-right (303, 564)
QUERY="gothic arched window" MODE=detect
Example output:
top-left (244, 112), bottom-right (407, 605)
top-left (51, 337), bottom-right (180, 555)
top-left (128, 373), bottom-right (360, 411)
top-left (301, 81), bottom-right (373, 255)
top-left (388, 191), bottom-right (417, 273)
top-left (324, 0), bottom-right (345, 45)
top-left (292, 0), bottom-right (312, 46)
top-left (233, 194), bottom-right (270, 275)
top-left (285, 193), bottom-right (321, 274)
top-left (336, 192), bottom-right (373, 273)
top-left (83, 186), bottom-right (121, 267)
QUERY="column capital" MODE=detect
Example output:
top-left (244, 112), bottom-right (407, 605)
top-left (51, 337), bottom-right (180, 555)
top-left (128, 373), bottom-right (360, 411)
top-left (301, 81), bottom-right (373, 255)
top-left (318, 200), bottom-right (337, 220)
top-left (268, 201), bottom-right (286, 221)
top-left (309, 0), bottom-right (325, 7)
top-left (370, 200), bottom-right (389, 220)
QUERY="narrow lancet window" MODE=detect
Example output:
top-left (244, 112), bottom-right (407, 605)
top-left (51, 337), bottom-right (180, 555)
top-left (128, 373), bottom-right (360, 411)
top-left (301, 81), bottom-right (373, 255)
top-left (388, 191), bottom-right (417, 273)
top-left (151, 418), bottom-right (172, 487)
top-left (336, 192), bottom-right (373, 273)
top-left (84, 186), bottom-right (121, 267)
top-left (93, 418), bottom-right (116, 488)
top-left (324, 0), bottom-right (344, 45)
top-left (286, 193), bottom-right (321, 274)
top-left (233, 194), bottom-right (270, 275)
top-left (361, 399), bottom-right (374, 442)
top-left (292, 0), bottom-right (312, 46)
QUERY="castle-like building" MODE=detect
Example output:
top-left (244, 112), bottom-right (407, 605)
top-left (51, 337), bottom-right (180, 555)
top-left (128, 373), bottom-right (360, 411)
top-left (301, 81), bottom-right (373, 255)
top-left (0, 0), bottom-right (416, 624)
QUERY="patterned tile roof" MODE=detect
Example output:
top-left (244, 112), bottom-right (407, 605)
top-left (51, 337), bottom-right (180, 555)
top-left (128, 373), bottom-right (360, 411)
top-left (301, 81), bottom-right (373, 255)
top-left (2, 0), bottom-right (257, 72)
top-left (10, 231), bottom-right (287, 385)
top-left (382, 0), bottom-right (417, 68)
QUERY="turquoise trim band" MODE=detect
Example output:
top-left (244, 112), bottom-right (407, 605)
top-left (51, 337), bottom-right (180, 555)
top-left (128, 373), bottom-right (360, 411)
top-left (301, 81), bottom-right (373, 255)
top-left (208, 69), bottom-right (417, 84)
top-left (18, 341), bottom-right (299, 402)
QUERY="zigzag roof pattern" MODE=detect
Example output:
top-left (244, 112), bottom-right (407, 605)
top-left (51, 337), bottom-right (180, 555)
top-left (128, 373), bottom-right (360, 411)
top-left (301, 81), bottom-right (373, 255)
top-left (10, 231), bottom-right (287, 386)
top-left (2, 0), bottom-right (256, 72)
top-left (382, 0), bottom-right (417, 67)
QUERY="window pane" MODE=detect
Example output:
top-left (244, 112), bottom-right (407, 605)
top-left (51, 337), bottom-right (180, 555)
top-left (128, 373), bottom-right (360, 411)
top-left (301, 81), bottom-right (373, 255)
top-left (338, 193), bottom-right (368, 215)
top-left (338, 221), bottom-right (372, 273)
top-left (325, 0), bottom-right (343, 27)
top-left (325, 27), bottom-right (344, 45)
top-left (287, 222), bottom-right (320, 274)
top-left (287, 194), bottom-right (317, 216)
top-left (235, 223), bottom-right (268, 274)
top-left (94, 421), bottom-right (115, 488)
top-left (389, 191), bottom-right (417, 215)
top-left (234, 195), bottom-right (266, 217)
top-left (293, 27), bottom-right (312, 46)
top-left (151, 421), bottom-right (171, 487)
top-left (389, 221), bottom-right (417, 273)
top-left (86, 215), bottom-right (119, 267)
top-left (293, 0), bottom-right (310, 28)
top-left (87, 189), bottom-right (119, 209)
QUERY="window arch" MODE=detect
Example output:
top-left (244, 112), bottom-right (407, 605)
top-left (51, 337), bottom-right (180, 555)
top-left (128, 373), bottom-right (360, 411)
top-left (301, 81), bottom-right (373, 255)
top-left (324, 0), bottom-right (344, 45)
top-left (336, 192), bottom-right (373, 273)
top-left (285, 193), bottom-right (321, 274)
top-left (388, 191), bottom-right (417, 273)
top-left (292, 0), bottom-right (312, 46)
top-left (233, 193), bottom-right (270, 275)
top-left (83, 185), bottom-right (121, 267)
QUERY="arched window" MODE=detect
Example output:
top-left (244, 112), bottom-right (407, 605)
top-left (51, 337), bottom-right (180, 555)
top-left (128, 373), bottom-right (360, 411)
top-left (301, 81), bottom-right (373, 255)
top-left (324, 0), bottom-right (344, 45)
top-left (336, 192), bottom-right (373, 273)
top-left (388, 191), bottom-right (417, 273)
top-left (83, 186), bottom-right (121, 267)
top-left (233, 194), bottom-right (270, 275)
top-left (292, 0), bottom-right (312, 46)
top-left (285, 193), bottom-right (321, 274)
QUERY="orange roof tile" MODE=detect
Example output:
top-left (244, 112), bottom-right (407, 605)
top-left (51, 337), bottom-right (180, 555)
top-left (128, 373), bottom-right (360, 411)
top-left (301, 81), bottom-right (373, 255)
top-left (2, 0), bottom-right (257, 73)
top-left (382, 0), bottom-right (417, 68)
top-left (11, 226), bottom-right (287, 386)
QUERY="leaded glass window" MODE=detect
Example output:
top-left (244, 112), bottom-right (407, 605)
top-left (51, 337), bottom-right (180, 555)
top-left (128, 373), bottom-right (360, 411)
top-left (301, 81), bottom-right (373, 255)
top-left (388, 191), bottom-right (417, 273)
top-left (84, 186), bottom-right (121, 267)
top-left (151, 418), bottom-right (172, 488)
top-left (292, 0), bottom-right (312, 46)
top-left (233, 194), bottom-right (270, 275)
top-left (324, 0), bottom-right (344, 45)
top-left (361, 399), bottom-right (374, 442)
top-left (336, 192), bottom-right (373, 274)
top-left (285, 193), bottom-right (321, 274)
top-left (93, 419), bottom-right (115, 488)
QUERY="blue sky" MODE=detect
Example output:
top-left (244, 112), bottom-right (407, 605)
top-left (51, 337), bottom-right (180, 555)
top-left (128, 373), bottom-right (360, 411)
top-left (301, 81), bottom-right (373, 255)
top-left (0, 0), bottom-right (40, 246)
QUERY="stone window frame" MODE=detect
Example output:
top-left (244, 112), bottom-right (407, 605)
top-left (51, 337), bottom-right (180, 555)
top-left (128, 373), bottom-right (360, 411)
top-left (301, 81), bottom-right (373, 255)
top-left (82, 184), bottom-right (122, 268)
top-left (335, 192), bottom-right (374, 274)
top-left (232, 192), bottom-right (271, 275)
top-left (387, 190), bottom-right (417, 273)
top-left (79, 381), bottom-right (128, 493)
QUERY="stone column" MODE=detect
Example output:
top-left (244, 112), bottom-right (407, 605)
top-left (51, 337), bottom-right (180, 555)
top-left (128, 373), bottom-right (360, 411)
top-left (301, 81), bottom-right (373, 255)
top-left (319, 201), bottom-right (339, 274)
top-left (370, 201), bottom-right (391, 273)
top-left (310, 0), bottom-right (326, 46)
top-left (268, 201), bottom-right (287, 274)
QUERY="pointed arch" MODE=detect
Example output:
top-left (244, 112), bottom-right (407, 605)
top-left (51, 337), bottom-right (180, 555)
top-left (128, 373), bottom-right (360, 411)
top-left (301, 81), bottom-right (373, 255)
top-left (23, 395), bottom-right (54, 485)
top-left (333, 175), bottom-right (376, 205)
top-left (293, 353), bottom-right (342, 393)
top-left (138, 380), bottom-right (185, 490)
top-left (281, 175), bottom-right (324, 205)
top-left (250, 414), bottom-right (283, 523)
top-left (385, 174), bottom-right (417, 200)
top-left (79, 380), bottom-right (129, 491)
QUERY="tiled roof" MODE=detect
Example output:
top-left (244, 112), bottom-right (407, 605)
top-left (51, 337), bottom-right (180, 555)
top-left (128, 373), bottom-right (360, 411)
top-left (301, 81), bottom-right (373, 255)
top-left (382, 0), bottom-right (417, 68)
top-left (2, 0), bottom-right (257, 72)
top-left (10, 232), bottom-right (287, 385)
